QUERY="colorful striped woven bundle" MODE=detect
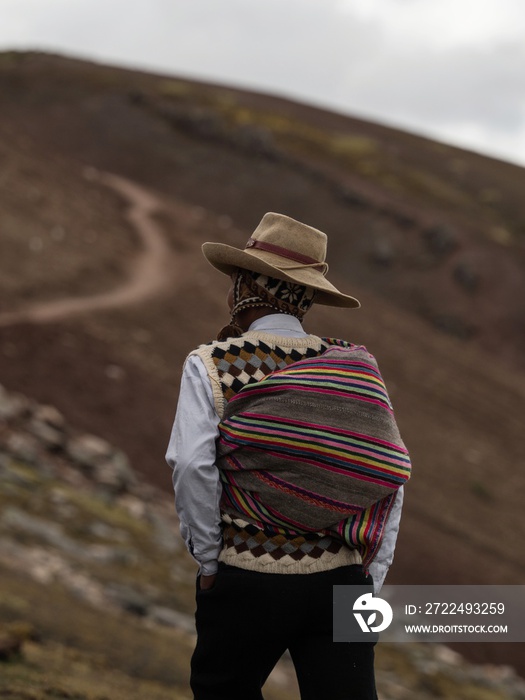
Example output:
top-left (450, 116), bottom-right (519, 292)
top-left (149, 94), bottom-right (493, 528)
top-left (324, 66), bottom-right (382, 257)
top-left (217, 344), bottom-right (411, 564)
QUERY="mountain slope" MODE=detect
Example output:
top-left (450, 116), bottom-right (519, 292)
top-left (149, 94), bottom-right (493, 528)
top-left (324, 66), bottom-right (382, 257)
top-left (1, 383), bottom-right (525, 700)
top-left (0, 51), bottom-right (524, 675)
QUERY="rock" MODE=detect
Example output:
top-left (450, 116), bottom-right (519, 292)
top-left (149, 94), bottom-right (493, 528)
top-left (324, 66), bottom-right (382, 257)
top-left (105, 583), bottom-right (150, 616)
top-left (149, 606), bottom-right (195, 632)
top-left (0, 385), bottom-right (29, 420)
top-left (370, 238), bottom-right (395, 266)
top-left (149, 512), bottom-right (178, 553)
top-left (84, 544), bottom-right (138, 566)
top-left (88, 521), bottom-right (129, 543)
top-left (94, 451), bottom-right (136, 494)
top-left (338, 187), bottom-right (369, 208)
top-left (161, 105), bottom-right (225, 140)
top-left (3, 508), bottom-right (138, 568)
top-left (421, 223), bottom-right (459, 257)
top-left (389, 210), bottom-right (416, 228)
top-left (66, 434), bottom-right (113, 469)
top-left (32, 404), bottom-right (65, 429)
top-left (432, 644), bottom-right (462, 666)
top-left (5, 432), bottom-right (39, 465)
top-left (29, 418), bottom-right (64, 450)
top-left (453, 260), bottom-right (480, 292)
top-left (0, 539), bottom-right (108, 607)
top-left (430, 313), bottom-right (475, 340)
top-left (2, 508), bottom-right (78, 556)
top-left (118, 494), bottom-right (148, 520)
top-left (66, 435), bottom-right (135, 493)
top-left (235, 123), bottom-right (276, 158)
top-left (49, 488), bottom-right (77, 518)
top-left (378, 678), bottom-right (408, 700)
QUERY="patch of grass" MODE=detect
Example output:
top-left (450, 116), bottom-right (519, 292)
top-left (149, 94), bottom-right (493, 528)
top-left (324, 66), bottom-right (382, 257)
top-left (376, 644), bottom-right (517, 700)
top-left (157, 80), bottom-right (193, 100)
top-left (0, 461), bottom-right (196, 612)
top-left (0, 592), bottom-right (30, 614)
top-left (0, 568), bottom-right (298, 700)
top-left (401, 168), bottom-right (472, 208)
top-left (375, 643), bottom-right (421, 686)
top-left (487, 226), bottom-right (514, 246)
top-left (3, 462), bottom-right (45, 486)
top-left (420, 671), bottom-right (508, 700)
top-left (0, 640), bottom-right (190, 700)
top-left (0, 565), bottom-right (192, 688)
top-left (0, 51), bottom-right (24, 69)
top-left (155, 87), bottom-right (488, 215)
top-left (55, 487), bottom-right (151, 539)
top-left (328, 134), bottom-right (378, 159)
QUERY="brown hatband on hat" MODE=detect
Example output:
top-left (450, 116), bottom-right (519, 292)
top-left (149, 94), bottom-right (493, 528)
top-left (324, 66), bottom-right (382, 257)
top-left (202, 212), bottom-right (360, 308)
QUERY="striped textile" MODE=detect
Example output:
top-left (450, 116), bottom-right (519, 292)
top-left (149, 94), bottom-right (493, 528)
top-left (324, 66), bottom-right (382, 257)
top-left (217, 344), bottom-right (411, 565)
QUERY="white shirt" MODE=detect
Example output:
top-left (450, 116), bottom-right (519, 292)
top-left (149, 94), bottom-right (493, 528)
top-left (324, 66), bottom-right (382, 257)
top-left (165, 314), bottom-right (403, 590)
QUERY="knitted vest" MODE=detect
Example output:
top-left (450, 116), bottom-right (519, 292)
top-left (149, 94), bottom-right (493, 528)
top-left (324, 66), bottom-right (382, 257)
top-left (190, 331), bottom-right (362, 574)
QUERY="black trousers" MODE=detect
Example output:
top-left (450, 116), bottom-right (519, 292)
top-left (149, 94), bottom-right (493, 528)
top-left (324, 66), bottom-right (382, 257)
top-left (191, 563), bottom-right (378, 700)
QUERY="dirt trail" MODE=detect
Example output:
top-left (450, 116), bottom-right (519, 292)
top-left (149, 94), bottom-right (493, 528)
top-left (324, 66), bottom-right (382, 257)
top-left (0, 173), bottom-right (175, 326)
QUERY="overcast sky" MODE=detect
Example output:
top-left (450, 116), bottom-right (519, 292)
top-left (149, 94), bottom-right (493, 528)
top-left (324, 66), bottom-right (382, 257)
top-left (2, 0), bottom-right (525, 167)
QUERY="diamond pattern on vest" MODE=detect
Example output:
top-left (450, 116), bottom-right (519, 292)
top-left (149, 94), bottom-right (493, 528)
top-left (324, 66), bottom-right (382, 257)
top-left (211, 340), bottom-right (325, 403)
top-left (222, 521), bottom-right (346, 563)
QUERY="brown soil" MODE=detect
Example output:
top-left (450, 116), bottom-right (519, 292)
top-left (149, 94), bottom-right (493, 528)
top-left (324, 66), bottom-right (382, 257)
top-left (0, 51), bottom-right (524, 674)
top-left (0, 172), bottom-right (176, 325)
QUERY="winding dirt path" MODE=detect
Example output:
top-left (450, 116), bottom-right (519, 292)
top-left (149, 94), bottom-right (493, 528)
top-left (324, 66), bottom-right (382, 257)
top-left (0, 173), bottom-right (175, 326)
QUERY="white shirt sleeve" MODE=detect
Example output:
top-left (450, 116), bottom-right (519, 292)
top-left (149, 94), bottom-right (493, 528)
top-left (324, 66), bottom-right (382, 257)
top-left (165, 354), bottom-right (223, 576)
top-left (367, 486), bottom-right (404, 594)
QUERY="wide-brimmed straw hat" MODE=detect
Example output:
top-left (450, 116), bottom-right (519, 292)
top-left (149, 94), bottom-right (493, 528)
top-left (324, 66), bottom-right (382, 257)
top-left (202, 212), bottom-right (360, 308)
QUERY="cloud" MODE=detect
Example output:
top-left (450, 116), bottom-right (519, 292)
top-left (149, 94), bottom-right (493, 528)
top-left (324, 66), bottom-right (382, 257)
top-left (340, 41), bottom-right (525, 135)
top-left (340, 0), bottom-right (525, 49)
top-left (0, 0), bottom-right (524, 164)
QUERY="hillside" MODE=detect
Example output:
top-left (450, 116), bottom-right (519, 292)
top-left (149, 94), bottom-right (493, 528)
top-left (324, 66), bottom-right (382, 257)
top-left (1, 383), bottom-right (525, 700)
top-left (0, 50), bottom-right (524, 680)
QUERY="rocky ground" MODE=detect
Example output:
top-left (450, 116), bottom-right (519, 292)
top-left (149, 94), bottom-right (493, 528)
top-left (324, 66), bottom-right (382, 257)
top-left (1, 382), bottom-right (525, 700)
